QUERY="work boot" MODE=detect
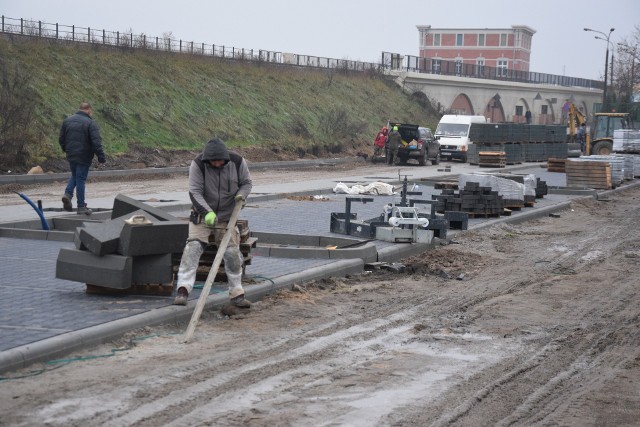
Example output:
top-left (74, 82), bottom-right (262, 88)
top-left (62, 194), bottom-right (73, 212)
top-left (77, 205), bottom-right (93, 216)
top-left (230, 294), bottom-right (251, 308)
top-left (173, 287), bottom-right (188, 305)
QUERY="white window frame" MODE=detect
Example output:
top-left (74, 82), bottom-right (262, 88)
top-left (478, 33), bottom-right (485, 46)
top-left (500, 33), bottom-right (508, 46)
top-left (497, 58), bottom-right (508, 77)
top-left (455, 57), bottom-right (463, 75)
top-left (456, 34), bottom-right (463, 46)
top-left (431, 58), bottom-right (442, 74)
top-left (476, 58), bottom-right (485, 75)
top-left (433, 33), bottom-right (441, 46)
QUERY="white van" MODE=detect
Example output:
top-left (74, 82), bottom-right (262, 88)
top-left (435, 115), bottom-right (487, 162)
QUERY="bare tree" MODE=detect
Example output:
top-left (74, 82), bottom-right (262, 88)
top-left (0, 60), bottom-right (39, 169)
top-left (614, 25), bottom-right (640, 118)
top-left (162, 31), bottom-right (174, 51)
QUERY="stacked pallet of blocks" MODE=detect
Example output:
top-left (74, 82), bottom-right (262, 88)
top-left (547, 158), bottom-right (567, 173)
top-left (489, 173), bottom-right (548, 207)
top-left (56, 194), bottom-right (189, 294)
top-left (565, 160), bottom-right (612, 190)
top-left (478, 151), bottom-right (507, 168)
top-left (433, 182), bottom-right (504, 217)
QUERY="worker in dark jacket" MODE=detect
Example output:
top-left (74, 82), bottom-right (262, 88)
top-left (387, 126), bottom-right (402, 165)
top-left (173, 138), bottom-right (253, 308)
top-left (59, 102), bottom-right (106, 215)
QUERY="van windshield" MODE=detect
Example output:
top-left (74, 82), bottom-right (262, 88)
top-left (435, 123), bottom-right (469, 137)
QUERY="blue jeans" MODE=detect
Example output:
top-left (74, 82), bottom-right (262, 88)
top-left (64, 162), bottom-right (90, 208)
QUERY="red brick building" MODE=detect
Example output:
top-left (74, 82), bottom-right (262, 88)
top-left (416, 25), bottom-right (536, 75)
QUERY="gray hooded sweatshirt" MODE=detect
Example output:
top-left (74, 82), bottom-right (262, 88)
top-left (189, 138), bottom-right (252, 222)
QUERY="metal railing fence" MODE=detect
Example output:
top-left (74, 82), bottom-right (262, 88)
top-left (381, 52), bottom-right (603, 90)
top-left (0, 16), bottom-right (601, 88)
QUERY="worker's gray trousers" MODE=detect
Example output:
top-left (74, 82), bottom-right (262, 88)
top-left (176, 221), bottom-right (244, 299)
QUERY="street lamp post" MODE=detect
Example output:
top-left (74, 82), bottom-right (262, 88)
top-left (596, 36), bottom-right (615, 103)
top-left (585, 27), bottom-right (615, 111)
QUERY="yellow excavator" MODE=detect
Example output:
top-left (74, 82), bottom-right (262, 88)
top-left (567, 103), bottom-right (633, 155)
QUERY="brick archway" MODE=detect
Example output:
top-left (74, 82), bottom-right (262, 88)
top-left (450, 93), bottom-right (474, 115)
top-left (484, 95), bottom-right (505, 123)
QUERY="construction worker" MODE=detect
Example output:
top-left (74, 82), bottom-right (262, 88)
top-left (577, 123), bottom-right (586, 153)
top-left (373, 126), bottom-right (388, 157)
top-left (173, 138), bottom-right (253, 308)
top-left (59, 102), bottom-right (106, 215)
top-left (387, 126), bottom-right (402, 165)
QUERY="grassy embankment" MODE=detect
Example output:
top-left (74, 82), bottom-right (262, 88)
top-left (0, 36), bottom-right (438, 169)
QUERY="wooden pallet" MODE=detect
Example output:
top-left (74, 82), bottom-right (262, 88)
top-left (434, 181), bottom-right (459, 190)
top-left (478, 151), bottom-right (507, 168)
top-left (565, 161), bottom-right (612, 189)
top-left (467, 212), bottom-right (501, 218)
top-left (547, 158), bottom-right (566, 173)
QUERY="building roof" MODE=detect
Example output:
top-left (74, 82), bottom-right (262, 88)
top-left (416, 25), bottom-right (536, 35)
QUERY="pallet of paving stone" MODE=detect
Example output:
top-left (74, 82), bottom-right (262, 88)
top-left (478, 151), bottom-right (506, 168)
top-left (565, 161), bottom-right (612, 189)
top-left (547, 158), bottom-right (566, 173)
top-left (523, 195), bottom-right (536, 207)
top-left (503, 198), bottom-right (525, 210)
top-left (535, 178), bottom-right (548, 198)
top-left (434, 182), bottom-right (504, 215)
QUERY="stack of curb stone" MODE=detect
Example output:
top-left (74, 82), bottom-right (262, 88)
top-left (56, 194), bottom-right (188, 291)
top-left (433, 182), bottom-right (504, 217)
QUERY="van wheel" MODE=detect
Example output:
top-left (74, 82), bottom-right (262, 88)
top-left (418, 150), bottom-right (427, 166)
top-left (432, 152), bottom-right (440, 166)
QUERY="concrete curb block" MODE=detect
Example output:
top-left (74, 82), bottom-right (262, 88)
top-left (377, 242), bottom-right (434, 262)
top-left (468, 201), bottom-right (573, 230)
top-left (596, 180), bottom-right (640, 199)
top-left (549, 187), bottom-right (598, 196)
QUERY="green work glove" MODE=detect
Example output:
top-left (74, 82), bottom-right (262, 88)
top-left (234, 194), bottom-right (245, 202)
top-left (204, 211), bottom-right (216, 226)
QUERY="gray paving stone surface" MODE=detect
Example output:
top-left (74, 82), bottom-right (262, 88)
top-left (0, 234), bottom-right (338, 352)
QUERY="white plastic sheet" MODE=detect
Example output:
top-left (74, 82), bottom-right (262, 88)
top-left (333, 182), bottom-right (395, 195)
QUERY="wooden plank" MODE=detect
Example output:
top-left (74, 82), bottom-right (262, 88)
top-left (184, 201), bottom-right (243, 343)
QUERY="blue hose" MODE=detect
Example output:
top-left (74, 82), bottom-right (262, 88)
top-left (16, 192), bottom-right (49, 231)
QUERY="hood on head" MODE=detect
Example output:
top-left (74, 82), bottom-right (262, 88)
top-left (202, 138), bottom-right (230, 163)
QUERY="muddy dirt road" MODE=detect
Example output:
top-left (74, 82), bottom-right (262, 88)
top-left (2, 186), bottom-right (640, 426)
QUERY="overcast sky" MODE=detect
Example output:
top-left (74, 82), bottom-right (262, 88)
top-left (2, 0), bottom-right (638, 81)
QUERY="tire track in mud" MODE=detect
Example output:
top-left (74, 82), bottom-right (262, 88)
top-left (104, 305), bottom-right (435, 426)
top-left (388, 189), bottom-right (640, 426)
top-left (497, 326), bottom-right (640, 426)
top-left (99, 270), bottom-right (535, 426)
